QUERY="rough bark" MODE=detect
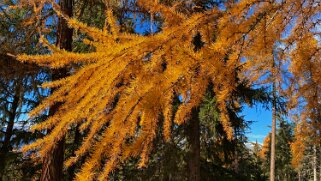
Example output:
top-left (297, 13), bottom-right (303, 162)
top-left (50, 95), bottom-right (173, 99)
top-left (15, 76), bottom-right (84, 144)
top-left (40, 0), bottom-right (73, 180)
top-left (186, 108), bottom-right (200, 181)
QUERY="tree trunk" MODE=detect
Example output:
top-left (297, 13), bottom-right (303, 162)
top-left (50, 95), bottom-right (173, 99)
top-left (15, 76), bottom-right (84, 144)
top-left (1, 80), bottom-right (21, 153)
top-left (0, 80), bottom-right (21, 180)
top-left (40, 137), bottom-right (65, 181)
top-left (233, 127), bottom-right (239, 173)
top-left (270, 108), bottom-right (276, 181)
top-left (313, 144), bottom-right (317, 181)
top-left (40, 0), bottom-right (73, 180)
top-left (186, 108), bottom-right (200, 181)
top-left (270, 59), bottom-right (276, 181)
top-left (319, 144), bottom-right (321, 181)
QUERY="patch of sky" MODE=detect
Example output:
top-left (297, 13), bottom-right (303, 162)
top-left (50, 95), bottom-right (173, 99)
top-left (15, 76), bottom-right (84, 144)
top-left (132, 13), bottom-right (159, 35)
top-left (243, 103), bottom-right (271, 144)
top-left (246, 4), bottom-right (256, 19)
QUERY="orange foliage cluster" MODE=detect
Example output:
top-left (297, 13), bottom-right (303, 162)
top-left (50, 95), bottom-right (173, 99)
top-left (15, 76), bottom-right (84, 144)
top-left (260, 133), bottom-right (271, 160)
top-left (15, 0), bottom-right (321, 180)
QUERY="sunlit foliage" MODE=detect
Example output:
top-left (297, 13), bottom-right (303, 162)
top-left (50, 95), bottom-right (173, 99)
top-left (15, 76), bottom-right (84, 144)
top-left (12, 0), bottom-right (321, 180)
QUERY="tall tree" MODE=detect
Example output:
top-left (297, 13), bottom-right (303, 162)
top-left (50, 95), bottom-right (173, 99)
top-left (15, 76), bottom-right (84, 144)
top-left (270, 55), bottom-right (277, 181)
top-left (290, 31), bottom-right (321, 181)
top-left (275, 119), bottom-right (296, 180)
top-left (40, 0), bottom-right (73, 180)
top-left (0, 2), bottom-right (47, 179)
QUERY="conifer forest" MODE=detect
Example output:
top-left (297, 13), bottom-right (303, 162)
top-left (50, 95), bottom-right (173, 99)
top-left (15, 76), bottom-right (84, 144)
top-left (0, 0), bottom-right (321, 180)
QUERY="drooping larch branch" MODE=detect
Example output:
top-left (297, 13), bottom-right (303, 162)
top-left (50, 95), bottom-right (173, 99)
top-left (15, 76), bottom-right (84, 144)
top-left (17, 0), bottom-right (320, 180)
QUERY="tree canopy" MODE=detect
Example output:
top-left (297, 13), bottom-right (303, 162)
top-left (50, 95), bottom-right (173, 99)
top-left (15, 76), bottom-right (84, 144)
top-left (1, 0), bottom-right (320, 180)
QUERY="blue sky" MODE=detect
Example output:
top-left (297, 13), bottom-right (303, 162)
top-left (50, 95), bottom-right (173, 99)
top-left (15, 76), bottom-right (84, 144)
top-left (243, 104), bottom-right (271, 144)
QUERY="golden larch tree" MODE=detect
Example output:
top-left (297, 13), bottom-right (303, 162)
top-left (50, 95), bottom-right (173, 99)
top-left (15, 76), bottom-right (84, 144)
top-left (14, 0), bottom-right (321, 180)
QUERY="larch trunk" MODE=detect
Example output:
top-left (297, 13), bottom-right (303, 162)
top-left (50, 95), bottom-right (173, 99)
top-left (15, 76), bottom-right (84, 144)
top-left (40, 0), bottom-right (73, 180)
top-left (186, 108), bottom-right (200, 181)
top-left (270, 59), bottom-right (276, 181)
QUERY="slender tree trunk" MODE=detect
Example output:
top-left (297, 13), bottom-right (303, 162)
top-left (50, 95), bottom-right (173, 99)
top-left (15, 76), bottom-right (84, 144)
top-left (186, 108), bottom-right (200, 181)
top-left (150, 12), bottom-right (154, 34)
top-left (0, 80), bottom-right (21, 180)
top-left (1, 80), bottom-right (21, 153)
top-left (319, 144), bottom-right (321, 181)
top-left (40, 0), bottom-right (73, 180)
top-left (270, 58), bottom-right (276, 181)
top-left (318, 111), bottom-right (321, 181)
top-left (314, 144), bottom-right (317, 181)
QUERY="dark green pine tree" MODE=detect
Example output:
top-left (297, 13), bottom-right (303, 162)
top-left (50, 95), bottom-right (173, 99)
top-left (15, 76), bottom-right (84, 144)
top-left (261, 118), bottom-right (298, 181)
top-left (0, 2), bottom-right (48, 179)
top-left (275, 118), bottom-right (297, 181)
